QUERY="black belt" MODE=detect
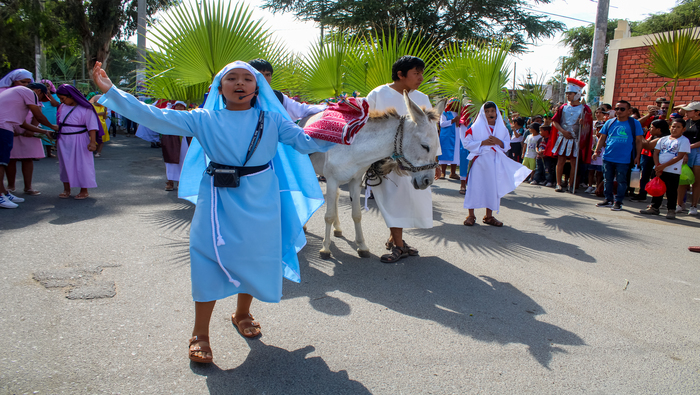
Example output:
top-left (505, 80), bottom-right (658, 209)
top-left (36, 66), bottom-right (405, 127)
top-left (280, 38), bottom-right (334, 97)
top-left (58, 129), bottom-right (88, 135)
top-left (205, 161), bottom-right (270, 177)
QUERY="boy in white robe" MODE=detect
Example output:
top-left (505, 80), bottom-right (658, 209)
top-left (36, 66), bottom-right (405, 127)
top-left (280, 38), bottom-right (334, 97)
top-left (365, 55), bottom-right (439, 263)
top-left (462, 102), bottom-right (530, 227)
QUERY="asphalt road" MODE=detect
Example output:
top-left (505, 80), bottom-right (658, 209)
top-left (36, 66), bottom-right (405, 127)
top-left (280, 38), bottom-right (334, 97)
top-left (1, 134), bottom-right (699, 394)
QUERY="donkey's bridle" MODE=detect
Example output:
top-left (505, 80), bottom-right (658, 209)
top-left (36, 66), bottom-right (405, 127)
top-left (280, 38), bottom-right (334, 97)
top-left (391, 116), bottom-right (439, 172)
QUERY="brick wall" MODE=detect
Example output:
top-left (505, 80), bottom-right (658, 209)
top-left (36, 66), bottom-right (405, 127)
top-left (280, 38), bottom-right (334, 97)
top-left (612, 46), bottom-right (700, 109)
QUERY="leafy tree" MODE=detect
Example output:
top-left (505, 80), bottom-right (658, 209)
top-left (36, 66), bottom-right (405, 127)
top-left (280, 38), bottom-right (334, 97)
top-left (634, 0), bottom-right (700, 36)
top-left (558, 0), bottom-right (700, 83)
top-left (56, 0), bottom-right (179, 71)
top-left (261, 0), bottom-right (565, 53)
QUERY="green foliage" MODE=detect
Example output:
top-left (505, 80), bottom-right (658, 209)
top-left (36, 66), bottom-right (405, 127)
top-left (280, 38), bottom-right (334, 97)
top-left (559, 0), bottom-right (700, 83)
top-left (510, 72), bottom-right (551, 117)
top-left (344, 30), bottom-right (437, 97)
top-left (634, 0), bottom-right (700, 36)
top-left (644, 28), bottom-right (700, 112)
top-left (262, 0), bottom-right (564, 54)
top-left (143, 0), bottom-right (282, 104)
top-left (435, 40), bottom-right (511, 118)
top-left (299, 34), bottom-right (351, 101)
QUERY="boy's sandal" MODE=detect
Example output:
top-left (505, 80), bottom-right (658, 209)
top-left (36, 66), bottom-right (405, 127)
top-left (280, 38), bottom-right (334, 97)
top-left (482, 216), bottom-right (503, 227)
top-left (449, 174), bottom-right (460, 180)
top-left (188, 335), bottom-right (213, 364)
top-left (384, 239), bottom-right (418, 256)
top-left (232, 313), bottom-right (261, 338)
top-left (463, 216), bottom-right (476, 226)
top-left (74, 193), bottom-right (89, 200)
top-left (24, 189), bottom-right (41, 196)
top-left (459, 188), bottom-right (466, 195)
top-left (380, 246), bottom-right (409, 263)
top-left (58, 191), bottom-right (71, 199)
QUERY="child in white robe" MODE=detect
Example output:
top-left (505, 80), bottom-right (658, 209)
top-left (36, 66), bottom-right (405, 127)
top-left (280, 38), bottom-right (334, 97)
top-left (462, 102), bottom-right (529, 227)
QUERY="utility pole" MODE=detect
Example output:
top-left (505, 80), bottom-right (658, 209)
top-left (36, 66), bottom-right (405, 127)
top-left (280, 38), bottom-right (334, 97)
top-left (137, 0), bottom-right (147, 90)
top-left (587, 0), bottom-right (610, 107)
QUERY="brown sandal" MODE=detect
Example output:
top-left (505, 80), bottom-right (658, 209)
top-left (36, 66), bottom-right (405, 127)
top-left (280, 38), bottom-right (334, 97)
top-left (232, 313), bottom-right (261, 338)
top-left (482, 216), bottom-right (503, 227)
top-left (459, 188), bottom-right (466, 195)
top-left (463, 216), bottom-right (476, 226)
top-left (384, 239), bottom-right (418, 256)
top-left (380, 245), bottom-right (409, 263)
top-left (189, 335), bottom-right (213, 363)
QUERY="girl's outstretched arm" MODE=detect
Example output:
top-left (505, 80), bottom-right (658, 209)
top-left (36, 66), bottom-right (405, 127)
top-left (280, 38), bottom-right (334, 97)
top-left (92, 62), bottom-right (197, 137)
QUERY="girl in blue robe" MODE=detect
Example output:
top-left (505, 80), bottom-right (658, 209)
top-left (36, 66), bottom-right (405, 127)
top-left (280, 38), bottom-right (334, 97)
top-left (93, 61), bottom-right (334, 363)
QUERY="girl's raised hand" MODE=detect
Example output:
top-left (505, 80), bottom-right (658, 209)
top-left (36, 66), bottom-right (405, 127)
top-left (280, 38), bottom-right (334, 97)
top-left (92, 62), bottom-right (114, 94)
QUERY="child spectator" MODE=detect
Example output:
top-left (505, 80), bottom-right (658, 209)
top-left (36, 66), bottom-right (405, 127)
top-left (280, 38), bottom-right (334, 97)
top-left (540, 125), bottom-right (557, 186)
top-left (508, 117), bottom-right (525, 162)
top-left (639, 119), bottom-right (690, 219)
top-left (631, 119), bottom-right (670, 202)
top-left (585, 123), bottom-right (605, 194)
top-left (523, 122), bottom-right (541, 184)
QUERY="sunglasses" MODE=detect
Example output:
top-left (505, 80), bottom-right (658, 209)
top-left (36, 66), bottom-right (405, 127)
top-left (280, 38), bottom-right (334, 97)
top-left (614, 107), bottom-right (628, 111)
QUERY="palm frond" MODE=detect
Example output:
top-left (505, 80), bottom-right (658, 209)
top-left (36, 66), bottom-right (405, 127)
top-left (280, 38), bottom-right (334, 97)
top-left (143, 0), bottom-right (285, 101)
top-left (437, 40), bottom-right (511, 118)
top-left (510, 73), bottom-right (551, 117)
top-left (299, 33), bottom-right (352, 102)
top-left (644, 28), bottom-right (700, 112)
top-left (344, 30), bottom-right (438, 97)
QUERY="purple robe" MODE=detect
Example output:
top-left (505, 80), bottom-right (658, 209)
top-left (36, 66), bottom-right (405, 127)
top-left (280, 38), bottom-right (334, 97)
top-left (57, 104), bottom-right (98, 188)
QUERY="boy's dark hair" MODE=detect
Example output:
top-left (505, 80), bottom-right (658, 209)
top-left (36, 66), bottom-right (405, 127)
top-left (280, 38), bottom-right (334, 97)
top-left (672, 118), bottom-right (686, 128)
top-left (391, 55), bottom-right (425, 81)
top-left (540, 125), bottom-right (552, 130)
top-left (616, 100), bottom-right (631, 109)
top-left (601, 103), bottom-right (612, 111)
top-left (248, 58), bottom-right (273, 75)
top-left (529, 122), bottom-right (541, 133)
top-left (483, 101), bottom-right (497, 110)
top-left (651, 119), bottom-right (670, 137)
top-left (513, 117), bottom-right (526, 127)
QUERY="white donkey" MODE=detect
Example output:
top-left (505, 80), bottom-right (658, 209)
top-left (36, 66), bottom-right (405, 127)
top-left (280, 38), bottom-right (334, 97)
top-left (304, 92), bottom-right (444, 259)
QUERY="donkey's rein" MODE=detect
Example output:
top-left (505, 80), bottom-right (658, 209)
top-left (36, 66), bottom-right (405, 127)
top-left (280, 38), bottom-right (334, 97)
top-left (391, 116), bottom-right (439, 172)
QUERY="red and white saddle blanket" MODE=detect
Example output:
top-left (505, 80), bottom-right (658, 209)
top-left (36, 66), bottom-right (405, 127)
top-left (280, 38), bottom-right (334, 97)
top-left (303, 97), bottom-right (369, 145)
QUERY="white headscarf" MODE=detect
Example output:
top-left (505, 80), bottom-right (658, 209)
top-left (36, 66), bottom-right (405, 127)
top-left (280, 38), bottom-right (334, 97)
top-left (462, 102), bottom-right (510, 158)
top-left (0, 69), bottom-right (34, 88)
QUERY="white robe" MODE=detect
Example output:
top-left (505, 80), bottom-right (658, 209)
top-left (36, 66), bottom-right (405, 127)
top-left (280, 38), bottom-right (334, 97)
top-left (462, 113), bottom-right (530, 213)
top-left (366, 84), bottom-right (435, 229)
top-left (165, 138), bottom-right (189, 181)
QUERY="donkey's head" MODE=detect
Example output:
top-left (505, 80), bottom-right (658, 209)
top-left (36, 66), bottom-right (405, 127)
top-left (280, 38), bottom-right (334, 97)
top-left (396, 92), bottom-right (445, 190)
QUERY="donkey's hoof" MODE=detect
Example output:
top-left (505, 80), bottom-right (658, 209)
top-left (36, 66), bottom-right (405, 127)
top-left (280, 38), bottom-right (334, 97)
top-left (320, 251), bottom-right (332, 260)
top-left (357, 250), bottom-right (371, 258)
top-left (333, 230), bottom-right (343, 237)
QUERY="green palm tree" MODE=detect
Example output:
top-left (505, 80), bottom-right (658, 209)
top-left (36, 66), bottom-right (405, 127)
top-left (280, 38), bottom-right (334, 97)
top-left (436, 40), bottom-right (512, 118)
top-left (143, 0), bottom-right (286, 103)
top-left (645, 28), bottom-right (700, 113)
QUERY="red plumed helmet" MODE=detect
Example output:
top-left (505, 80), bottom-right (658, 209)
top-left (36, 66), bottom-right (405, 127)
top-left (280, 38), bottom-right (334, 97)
top-left (566, 77), bottom-right (586, 88)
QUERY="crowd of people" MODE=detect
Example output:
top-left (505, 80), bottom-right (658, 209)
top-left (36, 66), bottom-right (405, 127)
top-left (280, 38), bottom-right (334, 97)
top-left (0, 58), bottom-right (697, 364)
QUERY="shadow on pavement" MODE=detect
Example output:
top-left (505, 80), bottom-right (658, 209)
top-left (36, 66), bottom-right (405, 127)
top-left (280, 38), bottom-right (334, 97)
top-left (191, 342), bottom-right (371, 395)
top-left (288, 238), bottom-right (585, 368)
top-left (413, 222), bottom-right (596, 263)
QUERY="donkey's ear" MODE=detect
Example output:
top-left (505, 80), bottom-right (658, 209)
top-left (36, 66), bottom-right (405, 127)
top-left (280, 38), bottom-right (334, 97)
top-left (435, 99), bottom-right (446, 117)
top-left (403, 90), bottom-right (426, 124)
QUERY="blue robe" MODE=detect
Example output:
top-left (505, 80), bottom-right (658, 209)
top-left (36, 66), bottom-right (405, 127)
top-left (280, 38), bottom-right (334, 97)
top-left (438, 111), bottom-right (457, 162)
top-left (100, 87), bottom-right (333, 302)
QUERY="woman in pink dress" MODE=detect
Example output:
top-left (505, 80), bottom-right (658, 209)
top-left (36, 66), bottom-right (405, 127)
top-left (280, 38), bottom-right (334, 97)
top-left (6, 81), bottom-right (60, 195)
top-left (55, 85), bottom-right (103, 199)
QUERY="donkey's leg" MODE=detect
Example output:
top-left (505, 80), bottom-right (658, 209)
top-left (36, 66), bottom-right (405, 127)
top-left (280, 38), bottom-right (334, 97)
top-left (320, 179), bottom-right (339, 259)
top-left (332, 190), bottom-right (342, 237)
top-left (348, 176), bottom-right (370, 258)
